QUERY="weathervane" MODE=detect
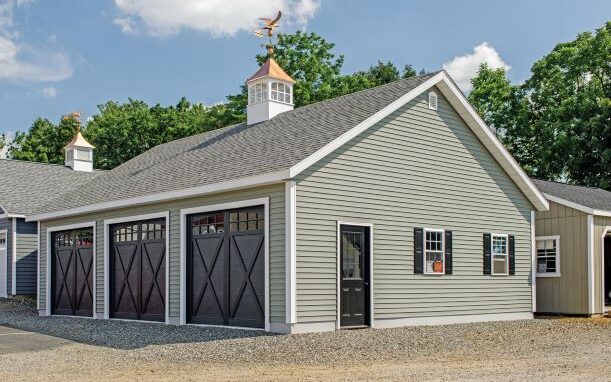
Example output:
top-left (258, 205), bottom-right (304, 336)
top-left (254, 11), bottom-right (282, 56)
top-left (63, 111), bottom-right (83, 131)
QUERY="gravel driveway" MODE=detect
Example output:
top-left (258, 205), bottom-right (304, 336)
top-left (1, 297), bottom-right (610, 381)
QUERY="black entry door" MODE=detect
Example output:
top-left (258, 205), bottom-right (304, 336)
top-left (110, 219), bottom-right (166, 322)
top-left (51, 228), bottom-right (94, 317)
top-left (605, 236), bottom-right (611, 306)
top-left (188, 207), bottom-right (265, 328)
top-left (340, 225), bottom-right (370, 328)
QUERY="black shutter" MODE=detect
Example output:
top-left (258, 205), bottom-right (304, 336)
top-left (444, 230), bottom-right (452, 275)
top-left (483, 233), bottom-right (491, 275)
top-left (508, 235), bottom-right (515, 275)
top-left (414, 227), bottom-right (423, 274)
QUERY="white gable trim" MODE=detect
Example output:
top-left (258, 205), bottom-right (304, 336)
top-left (289, 71), bottom-right (549, 212)
top-left (543, 193), bottom-right (611, 217)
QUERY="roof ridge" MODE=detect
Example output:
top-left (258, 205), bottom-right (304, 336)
top-left (0, 158), bottom-right (107, 172)
top-left (534, 178), bottom-right (605, 191)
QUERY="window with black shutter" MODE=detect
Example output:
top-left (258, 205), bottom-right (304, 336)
top-left (444, 231), bottom-right (453, 275)
top-left (414, 227), bottom-right (423, 274)
top-left (483, 233), bottom-right (491, 275)
top-left (508, 235), bottom-right (515, 275)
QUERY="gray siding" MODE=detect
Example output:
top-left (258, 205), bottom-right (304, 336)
top-left (0, 217), bottom-right (10, 296)
top-left (534, 201), bottom-right (589, 314)
top-left (594, 215), bottom-right (611, 314)
top-left (39, 184), bottom-right (285, 323)
top-left (15, 218), bottom-right (38, 295)
top-left (295, 88), bottom-right (534, 324)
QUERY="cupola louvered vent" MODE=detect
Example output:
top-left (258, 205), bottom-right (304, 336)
top-left (428, 91), bottom-right (438, 110)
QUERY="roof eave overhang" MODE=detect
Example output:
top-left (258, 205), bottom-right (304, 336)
top-left (288, 71), bottom-right (549, 212)
top-left (543, 193), bottom-right (611, 217)
top-left (0, 213), bottom-right (26, 219)
top-left (26, 169), bottom-right (290, 222)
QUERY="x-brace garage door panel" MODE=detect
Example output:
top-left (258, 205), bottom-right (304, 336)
top-left (188, 207), bottom-right (265, 328)
top-left (110, 219), bottom-right (166, 322)
top-left (51, 229), bottom-right (94, 317)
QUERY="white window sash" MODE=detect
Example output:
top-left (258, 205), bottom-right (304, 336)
top-left (491, 233), bottom-right (509, 276)
top-left (423, 228), bottom-right (445, 275)
top-left (535, 235), bottom-right (561, 277)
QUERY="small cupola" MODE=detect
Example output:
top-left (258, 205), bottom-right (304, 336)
top-left (246, 52), bottom-right (295, 125)
top-left (63, 112), bottom-right (94, 172)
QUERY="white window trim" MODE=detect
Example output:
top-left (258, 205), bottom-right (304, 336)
top-left (423, 228), bottom-right (445, 275)
top-left (535, 235), bottom-right (561, 278)
top-left (490, 233), bottom-right (509, 276)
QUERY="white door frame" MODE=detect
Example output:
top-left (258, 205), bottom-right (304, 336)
top-left (103, 211), bottom-right (170, 323)
top-left (602, 226), bottom-right (611, 313)
top-left (336, 221), bottom-right (374, 330)
top-left (46, 222), bottom-right (97, 317)
top-left (179, 197), bottom-right (270, 331)
top-left (0, 229), bottom-right (8, 298)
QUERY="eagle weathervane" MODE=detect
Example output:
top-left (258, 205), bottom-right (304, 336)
top-left (63, 111), bottom-right (83, 131)
top-left (254, 11), bottom-right (282, 55)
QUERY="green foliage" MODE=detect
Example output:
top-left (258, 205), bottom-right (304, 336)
top-left (469, 22), bottom-right (611, 190)
top-left (9, 117), bottom-right (79, 164)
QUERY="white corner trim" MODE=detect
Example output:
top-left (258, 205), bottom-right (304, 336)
top-left (534, 235), bottom-right (561, 278)
top-left (27, 170), bottom-right (288, 222)
top-left (285, 181), bottom-right (297, 324)
top-left (0, 229), bottom-right (8, 298)
top-left (336, 221), bottom-right (374, 330)
top-left (287, 71), bottom-right (548, 212)
top-left (531, 211), bottom-right (537, 312)
top-left (37, 221), bottom-right (40, 310)
top-left (372, 312), bottom-right (533, 329)
top-left (543, 193), bottom-right (611, 217)
top-left (601, 226), bottom-right (611, 314)
top-left (179, 197), bottom-right (271, 331)
top-left (45, 221), bottom-right (97, 317)
top-left (11, 218), bottom-right (16, 295)
top-left (103, 211), bottom-right (170, 323)
top-left (587, 215), bottom-right (595, 314)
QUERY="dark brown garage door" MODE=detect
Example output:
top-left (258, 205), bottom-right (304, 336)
top-left (51, 228), bottom-right (94, 317)
top-left (110, 218), bottom-right (166, 322)
top-left (187, 206), bottom-right (265, 328)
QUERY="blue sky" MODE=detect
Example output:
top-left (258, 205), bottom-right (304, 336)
top-left (0, 0), bottom-right (609, 141)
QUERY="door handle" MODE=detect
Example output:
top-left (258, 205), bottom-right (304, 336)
top-left (363, 281), bottom-right (369, 286)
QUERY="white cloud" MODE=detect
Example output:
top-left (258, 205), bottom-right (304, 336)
top-left (0, 130), bottom-right (14, 159)
top-left (113, 0), bottom-right (321, 37)
top-left (0, 0), bottom-right (73, 82)
top-left (442, 42), bottom-right (510, 92)
top-left (40, 85), bottom-right (57, 97)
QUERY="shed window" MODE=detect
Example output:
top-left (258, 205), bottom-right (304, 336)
top-left (248, 82), bottom-right (268, 104)
top-left (424, 228), bottom-right (445, 274)
top-left (271, 82), bottom-right (292, 104)
top-left (491, 234), bottom-right (509, 275)
top-left (536, 236), bottom-right (560, 277)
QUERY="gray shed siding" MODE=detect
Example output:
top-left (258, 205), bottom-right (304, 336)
top-left (39, 184), bottom-right (285, 323)
top-left (0, 217), bottom-right (11, 296)
top-left (295, 89), bottom-right (534, 324)
top-left (534, 201), bottom-right (589, 314)
top-left (15, 218), bottom-right (38, 295)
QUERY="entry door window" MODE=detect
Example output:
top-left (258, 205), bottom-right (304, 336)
top-left (342, 232), bottom-right (363, 279)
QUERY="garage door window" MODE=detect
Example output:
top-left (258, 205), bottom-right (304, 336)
top-left (142, 222), bottom-right (166, 240)
top-left (230, 209), bottom-right (264, 232)
top-left (192, 213), bottom-right (225, 235)
top-left (113, 224), bottom-right (138, 242)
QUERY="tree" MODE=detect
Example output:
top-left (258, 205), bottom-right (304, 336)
top-left (469, 22), bottom-right (611, 190)
top-left (9, 117), bottom-right (79, 164)
top-left (0, 134), bottom-right (5, 153)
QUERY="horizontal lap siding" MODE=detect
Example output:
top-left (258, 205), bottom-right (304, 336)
top-left (594, 216), bottom-right (611, 314)
top-left (15, 219), bottom-right (37, 295)
top-left (295, 89), bottom-right (534, 323)
top-left (535, 202), bottom-right (588, 314)
top-left (39, 184), bottom-right (285, 322)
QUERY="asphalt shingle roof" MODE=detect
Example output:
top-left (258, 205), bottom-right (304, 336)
top-left (532, 179), bottom-right (611, 212)
top-left (0, 159), bottom-right (104, 215)
top-left (34, 72), bottom-right (438, 215)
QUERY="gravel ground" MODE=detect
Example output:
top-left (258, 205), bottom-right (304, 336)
top-left (1, 297), bottom-right (610, 381)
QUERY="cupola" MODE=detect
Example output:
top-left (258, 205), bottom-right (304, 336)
top-left (246, 52), bottom-right (295, 125)
top-left (63, 112), bottom-right (95, 172)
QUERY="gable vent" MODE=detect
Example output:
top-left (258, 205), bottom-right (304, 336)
top-left (428, 91), bottom-right (438, 110)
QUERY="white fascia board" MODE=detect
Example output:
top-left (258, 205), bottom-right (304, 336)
top-left (27, 169), bottom-right (289, 222)
top-left (543, 193), bottom-right (611, 217)
top-left (0, 213), bottom-right (26, 219)
top-left (288, 71), bottom-right (549, 212)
